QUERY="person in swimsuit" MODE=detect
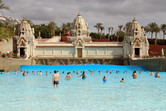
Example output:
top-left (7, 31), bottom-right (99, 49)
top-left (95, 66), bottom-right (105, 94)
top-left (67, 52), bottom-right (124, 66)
top-left (88, 70), bottom-right (95, 75)
top-left (120, 78), bottom-right (125, 82)
top-left (64, 72), bottom-right (72, 80)
top-left (132, 71), bottom-right (137, 79)
top-left (76, 70), bottom-right (79, 75)
top-left (52, 70), bottom-right (59, 87)
top-left (103, 76), bottom-right (107, 83)
top-left (155, 72), bottom-right (161, 78)
top-left (99, 70), bottom-right (102, 74)
top-left (23, 71), bottom-right (26, 76)
top-left (45, 71), bottom-right (48, 76)
top-left (151, 71), bottom-right (154, 76)
top-left (78, 71), bottom-right (87, 80)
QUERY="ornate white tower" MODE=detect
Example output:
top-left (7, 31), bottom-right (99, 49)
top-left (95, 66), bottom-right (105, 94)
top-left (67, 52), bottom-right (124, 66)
top-left (123, 18), bottom-right (149, 58)
top-left (67, 13), bottom-right (91, 42)
top-left (15, 17), bottom-right (35, 58)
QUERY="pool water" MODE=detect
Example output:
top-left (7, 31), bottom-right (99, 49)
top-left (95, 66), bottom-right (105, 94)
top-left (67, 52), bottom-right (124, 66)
top-left (0, 65), bottom-right (166, 111)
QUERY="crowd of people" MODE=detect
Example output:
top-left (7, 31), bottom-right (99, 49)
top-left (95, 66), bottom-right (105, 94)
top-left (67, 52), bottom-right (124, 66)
top-left (0, 69), bottom-right (162, 87)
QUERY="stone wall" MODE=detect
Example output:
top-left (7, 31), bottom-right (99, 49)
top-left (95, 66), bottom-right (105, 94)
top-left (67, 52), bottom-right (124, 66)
top-left (35, 47), bottom-right (75, 57)
top-left (129, 58), bottom-right (166, 71)
top-left (85, 47), bottom-right (123, 58)
top-left (0, 38), bottom-right (13, 54)
top-left (0, 58), bottom-right (31, 71)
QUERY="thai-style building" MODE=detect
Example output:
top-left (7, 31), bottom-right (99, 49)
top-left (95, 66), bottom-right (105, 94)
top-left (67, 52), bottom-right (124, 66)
top-left (13, 13), bottom-right (149, 60)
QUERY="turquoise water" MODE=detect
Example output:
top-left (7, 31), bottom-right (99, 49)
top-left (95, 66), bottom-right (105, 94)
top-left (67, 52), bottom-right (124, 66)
top-left (0, 64), bottom-right (166, 111)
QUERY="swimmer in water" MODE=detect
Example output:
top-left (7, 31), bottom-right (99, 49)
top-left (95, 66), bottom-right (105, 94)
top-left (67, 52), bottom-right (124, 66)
top-left (21, 70), bottom-right (23, 74)
top-left (106, 70), bottom-right (109, 73)
top-left (6, 71), bottom-right (9, 75)
top-left (124, 71), bottom-right (127, 73)
top-left (139, 71), bottom-right (141, 74)
top-left (45, 71), bottom-right (48, 76)
top-left (132, 71), bottom-right (137, 79)
top-left (88, 70), bottom-right (95, 75)
top-left (23, 71), bottom-right (26, 76)
top-left (26, 71), bottom-right (29, 75)
top-left (110, 71), bottom-right (112, 74)
top-left (103, 76), bottom-right (107, 83)
top-left (78, 71), bottom-right (87, 80)
top-left (76, 70), bottom-right (79, 75)
top-left (64, 72), bottom-right (72, 80)
top-left (155, 72), bottom-right (161, 78)
top-left (99, 70), bottom-right (102, 74)
top-left (73, 71), bottom-right (75, 73)
top-left (39, 71), bottom-right (42, 75)
top-left (151, 71), bottom-right (154, 76)
top-left (15, 70), bottom-right (17, 75)
top-left (120, 78), bottom-right (125, 82)
top-left (32, 71), bottom-right (35, 74)
top-left (37, 71), bottom-right (39, 75)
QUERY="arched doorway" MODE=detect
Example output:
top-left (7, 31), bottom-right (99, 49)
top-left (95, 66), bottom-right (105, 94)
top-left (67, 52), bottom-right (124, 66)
top-left (20, 48), bottom-right (25, 57)
top-left (135, 48), bottom-right (140, 57)
top-left (77, 48), bottom-right (82, 58)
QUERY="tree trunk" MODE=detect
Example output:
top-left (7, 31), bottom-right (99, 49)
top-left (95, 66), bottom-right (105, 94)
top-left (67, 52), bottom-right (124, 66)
top-left (155, 33), bottom-right (157, 45)
top-left (98, 29), bottom-right (99, 34)
top-left (163, 31), bottom-right (165, 40)
top-left (108, 29), bottom-right (110, 41)
top-left (151, 32), bottom-right (153, 40)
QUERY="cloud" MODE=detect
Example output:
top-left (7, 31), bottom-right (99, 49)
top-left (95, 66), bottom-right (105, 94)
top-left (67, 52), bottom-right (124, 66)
top-left (2, 0), bottom-right (166, 35)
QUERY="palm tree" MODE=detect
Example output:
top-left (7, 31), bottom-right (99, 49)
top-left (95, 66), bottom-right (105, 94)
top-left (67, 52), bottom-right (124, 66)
top-left (94, 23), bottom-right (102, 33)
top-left (108, 27), bottom-right (111, 41)
top-left (143, 26), bottom-right (150, 34)
top-left (0, 0), bottom-right (9, 10)
top-left (124, 22), bottom-right (131, 31)
top-left (118, 25), bottom-right (123, 31)
top-left (48, 22), bottom-right (56, 36)
top-left (147, 22), bottom-right (158, 39)
top-left (160, 24), bottom-right (166, 40)
top-left (100, 26), bottom-right (104, 39)
top-left (154, 25), bottom-right (160, 45)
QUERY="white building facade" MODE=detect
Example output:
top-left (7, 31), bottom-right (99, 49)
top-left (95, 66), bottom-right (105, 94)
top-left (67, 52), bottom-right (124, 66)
top-left (14, 14), bottom-right (149, 59)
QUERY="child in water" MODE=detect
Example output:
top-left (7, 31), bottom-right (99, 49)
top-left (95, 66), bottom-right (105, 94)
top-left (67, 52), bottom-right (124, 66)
top-left (103, 76), bottom-right (107, 83)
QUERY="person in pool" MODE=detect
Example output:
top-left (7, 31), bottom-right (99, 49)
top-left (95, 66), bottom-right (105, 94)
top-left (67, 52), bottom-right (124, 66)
top-left (23, 71), bottom-right (26, 76)
top-left (52, 70), bottom-right (59, 87)
top-left (103, 76), bottom-right (107, 83)
top-left (151, 71), bottom-right (154, 76)
top-left (78, 71), bottom-right (87, 80)
top-left (64, 72), bottom-right (72, 80)
top-left (155, 72), bottom-right (161, 78)
top-left (120, 78), bottom-right (125, 82)
top-left (45, 71), bottom-right (48, 76)
top-left (99, 70), bottom-right (102, 74)
top-left (76, 70), bottom-right (79, 75)
top-left (132, 71), bottom-right (137, 79)
top-left (88, 70), bottom-right (95, 75)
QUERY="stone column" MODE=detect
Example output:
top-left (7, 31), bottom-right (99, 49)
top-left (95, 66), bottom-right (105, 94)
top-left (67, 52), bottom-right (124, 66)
top-left (17, 48), bottom-right (20, 58)
top-left (74, 48), bottom-right (77, 58)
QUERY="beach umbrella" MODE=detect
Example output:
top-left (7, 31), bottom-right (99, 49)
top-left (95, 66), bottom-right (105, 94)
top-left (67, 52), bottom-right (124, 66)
top-left (161, 48), bottom-right (164, 56)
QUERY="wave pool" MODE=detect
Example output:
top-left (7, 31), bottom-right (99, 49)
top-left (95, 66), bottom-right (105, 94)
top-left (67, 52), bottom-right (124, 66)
top-left (0, 64), bottom-right (166, 111)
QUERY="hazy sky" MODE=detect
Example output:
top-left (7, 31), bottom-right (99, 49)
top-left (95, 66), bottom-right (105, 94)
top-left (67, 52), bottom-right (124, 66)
top-left (2, 0), bottom-right (166, 37)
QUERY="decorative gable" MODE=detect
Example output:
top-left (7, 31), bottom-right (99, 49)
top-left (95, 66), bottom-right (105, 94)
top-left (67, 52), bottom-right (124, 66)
top-left (18, 36), bottom-right (27, 46)
top-left (133, 38), bottom-right (141, 47)
top-left (74, 38), bottom-right (85, 48)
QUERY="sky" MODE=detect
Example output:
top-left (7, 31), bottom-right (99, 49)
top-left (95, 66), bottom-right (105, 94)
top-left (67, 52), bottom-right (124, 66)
top-left (1, 0), bottom-right (166, 38)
